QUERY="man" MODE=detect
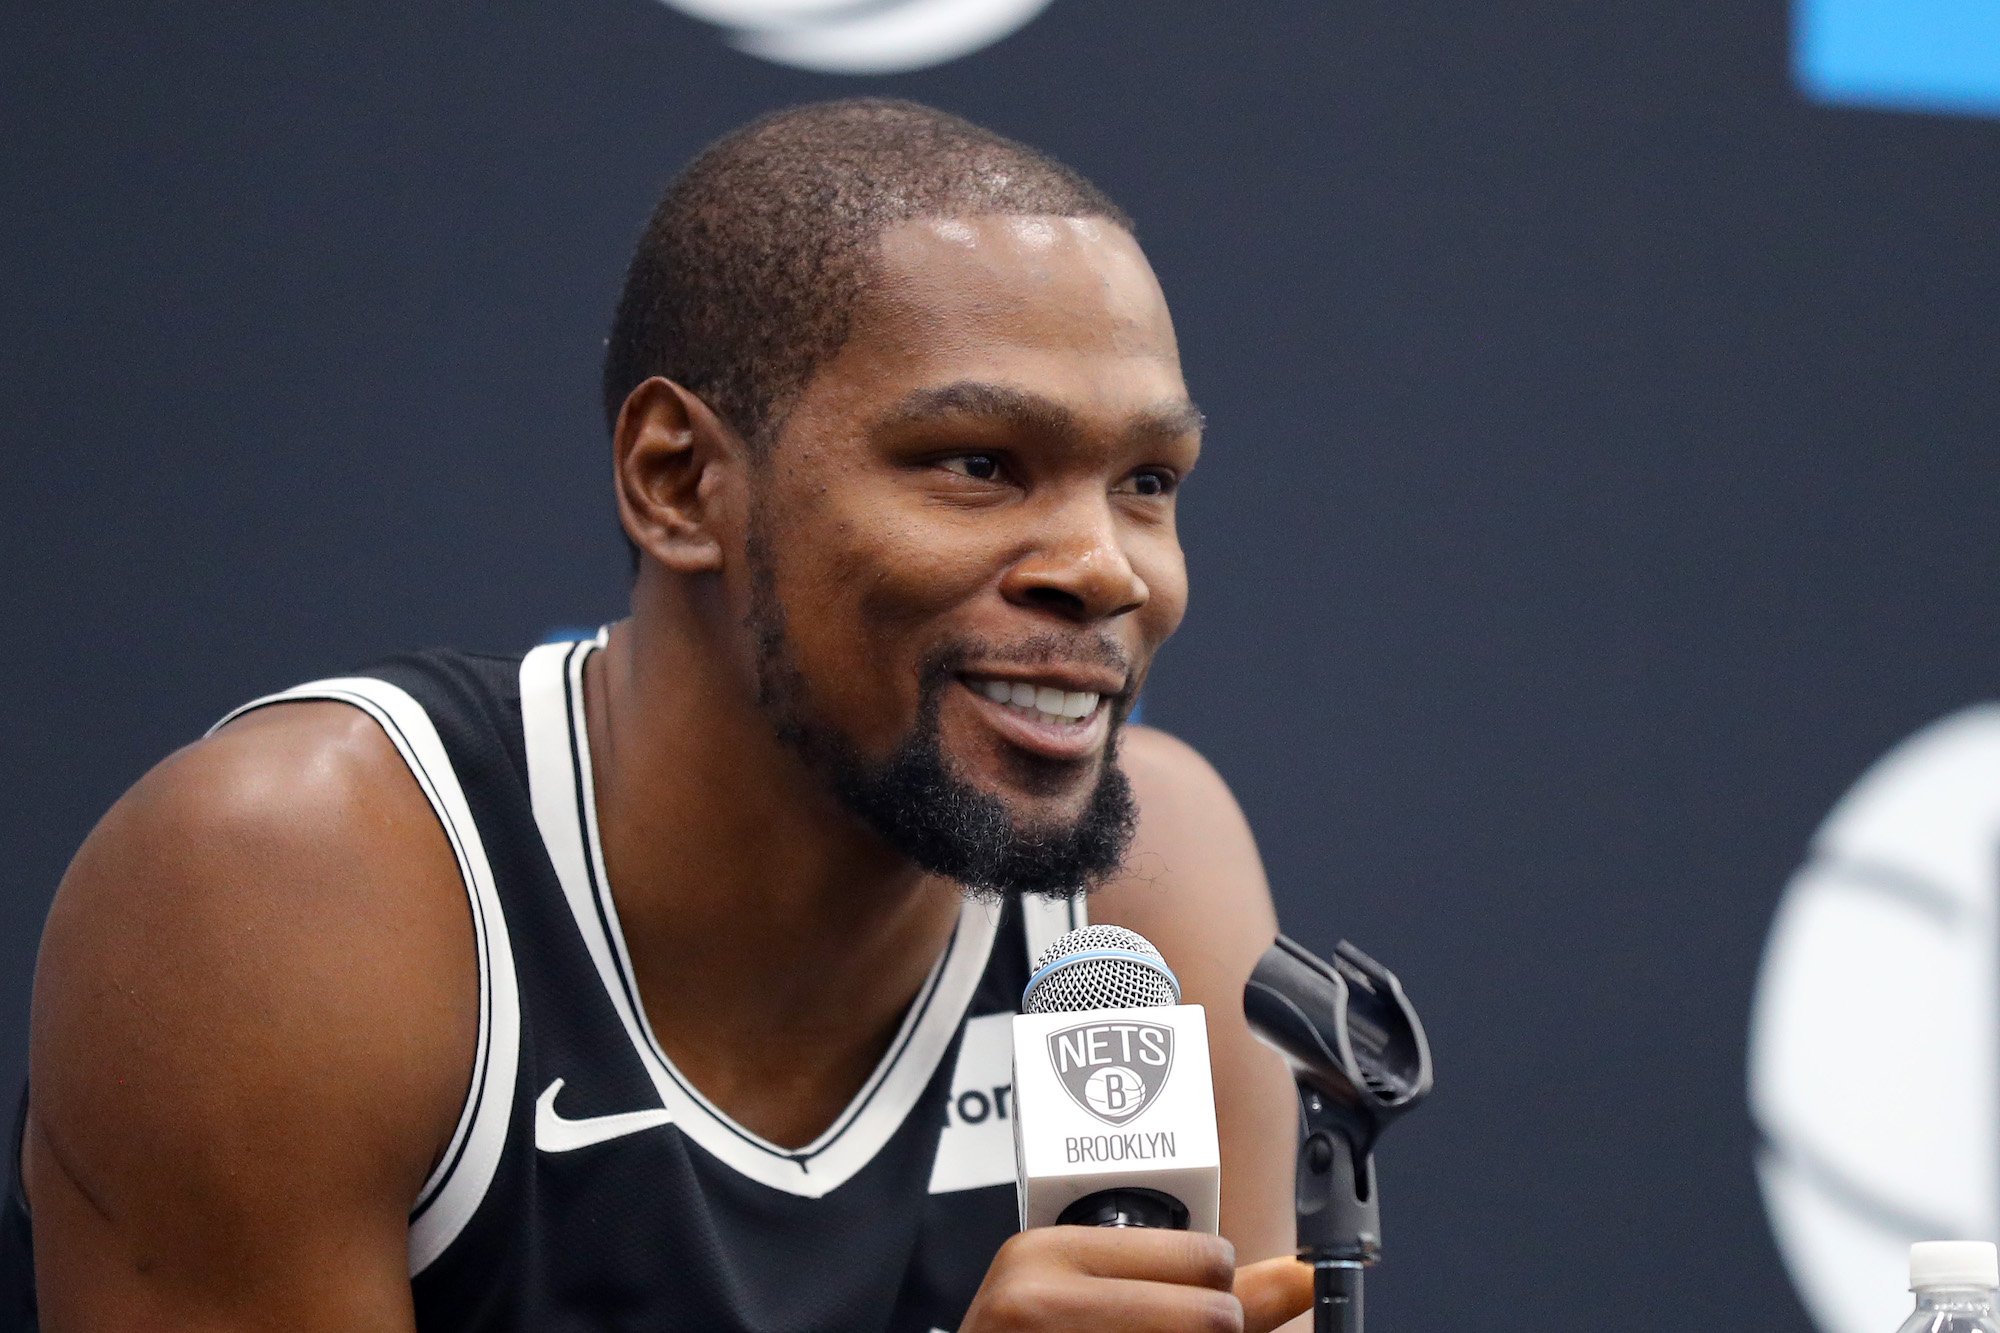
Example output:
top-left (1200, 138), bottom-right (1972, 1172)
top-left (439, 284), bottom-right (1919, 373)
top-left (4, 99), bottom-right (1312, 1331)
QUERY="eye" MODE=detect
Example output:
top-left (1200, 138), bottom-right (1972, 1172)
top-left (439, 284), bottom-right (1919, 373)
top-left (939, 454), bottom-right (1003, 482)
top-left (1118, 469), bottom-right (1178, 498)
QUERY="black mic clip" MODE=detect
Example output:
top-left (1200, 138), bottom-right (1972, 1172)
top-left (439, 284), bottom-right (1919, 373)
top-left (1244, 936), bottom-right (1432, 1332)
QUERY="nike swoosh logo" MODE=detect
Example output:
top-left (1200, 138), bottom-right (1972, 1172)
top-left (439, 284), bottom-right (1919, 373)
top-left (535, 1078), bottom-right (674, 1153)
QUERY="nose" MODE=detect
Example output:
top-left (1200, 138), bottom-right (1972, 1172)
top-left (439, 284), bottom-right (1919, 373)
top-left (999, 495), bottom-right (1149, 624)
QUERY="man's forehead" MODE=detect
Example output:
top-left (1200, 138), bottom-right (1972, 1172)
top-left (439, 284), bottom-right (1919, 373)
top-left (861, 214), bottom-right (1173, 342)
top-left (771, 212), bottom-right (1187, 445)
top-left (895, 213), bottom-right (1123, 257)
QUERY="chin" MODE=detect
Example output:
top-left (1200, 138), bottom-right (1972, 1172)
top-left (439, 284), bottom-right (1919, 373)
top-left (967, 741), bottom-right (1100, 803)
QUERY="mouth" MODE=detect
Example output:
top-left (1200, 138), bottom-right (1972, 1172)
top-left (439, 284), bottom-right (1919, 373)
top-left (956, 673), bottom-right (1116, 762)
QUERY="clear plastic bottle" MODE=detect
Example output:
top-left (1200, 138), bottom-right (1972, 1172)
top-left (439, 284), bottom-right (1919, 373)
top-left (1896, 1242), bottom-right (2000, 1333)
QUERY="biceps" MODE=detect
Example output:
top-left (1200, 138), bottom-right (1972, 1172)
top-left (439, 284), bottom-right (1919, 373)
top-left (26, 1109), bottom-right (419, 1333)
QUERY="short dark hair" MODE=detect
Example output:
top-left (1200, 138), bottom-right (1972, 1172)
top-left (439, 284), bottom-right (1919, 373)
top-left (601, 98), bottom-right (1132, 449)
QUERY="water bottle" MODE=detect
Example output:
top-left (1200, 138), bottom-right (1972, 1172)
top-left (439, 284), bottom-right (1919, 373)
top-left (1896, 1242), bottom-right (2000, 1333)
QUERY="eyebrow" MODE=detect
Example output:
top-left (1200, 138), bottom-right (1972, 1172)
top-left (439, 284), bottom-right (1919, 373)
top-left (875, 380), bottom-right (1205, 446)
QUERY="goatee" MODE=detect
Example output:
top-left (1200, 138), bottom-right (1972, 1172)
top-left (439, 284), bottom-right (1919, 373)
top-left (747, 537), bottom-right (1137, 901)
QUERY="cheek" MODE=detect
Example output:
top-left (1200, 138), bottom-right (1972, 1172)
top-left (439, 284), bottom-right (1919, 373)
top-left (854, 519), bottom-right (998, 626)
top-left (788, 508), bottom-right (989, 627)
top-left (1135, 536), bottom-right (1190, 644)
top-left (766, 504), bottom-right (995, 721)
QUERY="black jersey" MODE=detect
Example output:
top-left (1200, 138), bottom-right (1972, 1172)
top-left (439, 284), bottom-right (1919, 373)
top-left (4, 635), bottom-right (1088, 1331)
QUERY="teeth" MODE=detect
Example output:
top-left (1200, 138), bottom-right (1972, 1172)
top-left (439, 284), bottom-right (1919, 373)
top-left (971, 678), bottom-right (1102, 725)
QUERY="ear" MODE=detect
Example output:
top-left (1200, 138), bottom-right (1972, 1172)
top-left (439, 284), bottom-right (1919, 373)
top-left (612, 377), bottom-right (745, 574)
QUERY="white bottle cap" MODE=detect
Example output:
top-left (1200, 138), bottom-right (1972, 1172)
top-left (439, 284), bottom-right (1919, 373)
top-left (1910, 1241), bottom-right (2000, 1291)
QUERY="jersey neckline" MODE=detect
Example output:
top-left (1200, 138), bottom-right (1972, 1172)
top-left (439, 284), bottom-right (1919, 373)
top-left (518, 636), bottom-right (1002, 1198)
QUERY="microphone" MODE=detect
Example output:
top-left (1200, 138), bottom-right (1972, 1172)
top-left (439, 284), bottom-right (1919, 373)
top-left (1011, 925), bottom-right (1221, 1233)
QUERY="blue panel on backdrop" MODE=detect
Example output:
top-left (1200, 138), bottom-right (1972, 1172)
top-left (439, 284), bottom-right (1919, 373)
top-left (1797, 0), bottom-right (2000, 116)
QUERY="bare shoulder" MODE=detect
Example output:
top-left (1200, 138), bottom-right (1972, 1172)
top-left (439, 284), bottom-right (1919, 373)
top-left (24, 700), bottom-right (474, 1323)
top-left (1093, 723), bottom-right (1276, 953)
top-left (1093, 724), bottom-right (1299, 1264)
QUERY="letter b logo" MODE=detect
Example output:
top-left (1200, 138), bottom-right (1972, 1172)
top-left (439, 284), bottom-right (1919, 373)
top-left (1085, 1067), bottom-right (1142, 1117)
top-left (1049, 1021), bottom-right (1174, 1126)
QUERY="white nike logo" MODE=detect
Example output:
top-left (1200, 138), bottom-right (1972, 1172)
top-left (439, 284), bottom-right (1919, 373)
top-left (534, 1078), bottom-right (674, 1153)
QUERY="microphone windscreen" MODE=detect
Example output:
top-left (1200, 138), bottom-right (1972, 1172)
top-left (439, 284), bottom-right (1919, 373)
top-left (1023, 925), bottom-right (1180, 1014)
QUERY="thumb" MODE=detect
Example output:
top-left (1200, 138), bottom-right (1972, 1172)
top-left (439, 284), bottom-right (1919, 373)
top-left (1235, 1255), bottom-right (1314, 1333)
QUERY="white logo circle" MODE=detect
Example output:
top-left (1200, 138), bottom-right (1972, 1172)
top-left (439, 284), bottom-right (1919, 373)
top-left (1748, 705), bottom-right (2000, 1333)
top-left (657, 0), bottom-right (1055, 74)
top-left (1083, 1065), bottom-right (1147, 1119)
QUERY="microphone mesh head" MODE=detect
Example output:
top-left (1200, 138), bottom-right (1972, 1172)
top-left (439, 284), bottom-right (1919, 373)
top-left (1023, 925), bottom-right (1180, 1014)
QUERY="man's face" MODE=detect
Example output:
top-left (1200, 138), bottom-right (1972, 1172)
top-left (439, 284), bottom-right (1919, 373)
top-left (741, 214), bottom-right (1197, 897)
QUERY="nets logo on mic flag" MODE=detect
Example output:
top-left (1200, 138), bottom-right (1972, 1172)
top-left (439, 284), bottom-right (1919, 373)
top-left (1012, 1005), bottom-right (1220, 1233)
top-left (1047, 1020), bottom-right (1174, 1126)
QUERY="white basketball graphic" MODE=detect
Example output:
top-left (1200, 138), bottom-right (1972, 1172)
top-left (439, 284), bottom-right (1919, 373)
top-left (1749, 705), bottom-right (2000, 1333)
top-left (1083, 1065), bottom-right (1146, 1119)
top-left (656, 0), bottom-right (1055, 74)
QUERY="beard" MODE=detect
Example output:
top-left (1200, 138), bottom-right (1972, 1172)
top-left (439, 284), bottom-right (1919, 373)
top-left (745, 527), bottom-right (1138, 902)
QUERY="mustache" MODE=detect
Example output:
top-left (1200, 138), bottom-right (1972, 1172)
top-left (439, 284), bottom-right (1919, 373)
top-left (920, 633), bottom-right (1137, 698)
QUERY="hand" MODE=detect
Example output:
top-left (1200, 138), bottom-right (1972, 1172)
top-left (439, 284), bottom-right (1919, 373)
top-left (961, 1227), bottom-right (1313, 1332)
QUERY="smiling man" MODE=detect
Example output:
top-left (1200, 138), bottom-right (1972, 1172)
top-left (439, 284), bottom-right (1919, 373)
top-left (4, 100), bottom-right (1310, 1332)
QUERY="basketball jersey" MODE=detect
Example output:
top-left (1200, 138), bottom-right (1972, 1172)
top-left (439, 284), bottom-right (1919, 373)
top-left (3, 635), bottom-right (1087, 1331)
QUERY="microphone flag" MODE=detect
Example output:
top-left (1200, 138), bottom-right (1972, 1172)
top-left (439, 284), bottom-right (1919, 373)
top-left (1011, 1004), bottom-right (1221, 1232)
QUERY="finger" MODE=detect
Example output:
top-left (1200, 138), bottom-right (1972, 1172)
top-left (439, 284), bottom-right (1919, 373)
top-left (1035, 1275), bottom-right (1245, 1332)
top-left (1045, 1225), bottom-right (1238, 1291)
top-left (1235, 1256), bottom-right (1314, 1333)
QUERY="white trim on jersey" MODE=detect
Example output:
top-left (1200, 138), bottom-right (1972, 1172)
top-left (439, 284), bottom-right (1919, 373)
top-left (1021, 888), bottom-right (1087, 976)
top-left (520, 638), bottom-right (1003, 1198)
top-left (924, 895), bottom-right (1084, 1195)
top-left (210, 679), bottom-right (521, 1278)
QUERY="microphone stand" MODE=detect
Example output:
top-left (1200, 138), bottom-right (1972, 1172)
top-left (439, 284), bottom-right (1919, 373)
top-left (1316, 1262), bottom-right (1364, 1333)
top-left (1296, 1084), bottom-right (1375, 1333)
top-left (1243, 937), bottom-right (1433, 1333)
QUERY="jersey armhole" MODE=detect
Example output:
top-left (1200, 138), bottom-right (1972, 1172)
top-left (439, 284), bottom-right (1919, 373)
top-left (210, 679), bottom-right (519, 1278)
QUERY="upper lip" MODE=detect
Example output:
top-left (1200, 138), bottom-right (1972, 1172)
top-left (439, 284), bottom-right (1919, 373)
top-left (955, 666), bottom-right (1129, 698)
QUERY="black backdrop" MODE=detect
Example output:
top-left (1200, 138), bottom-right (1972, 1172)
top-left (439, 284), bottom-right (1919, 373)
top-left (5, 3), bottom-right (1997, 1328)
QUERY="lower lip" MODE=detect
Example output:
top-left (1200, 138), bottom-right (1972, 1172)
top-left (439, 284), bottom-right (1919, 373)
top-left (957, 680), bottom-right (1110, 762)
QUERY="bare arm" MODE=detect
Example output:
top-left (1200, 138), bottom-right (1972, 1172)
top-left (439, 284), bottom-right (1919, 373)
top-left (1092, 725), bottom-right (1308, 1321)
top-left (23, 703), bottom-right (477, 1331)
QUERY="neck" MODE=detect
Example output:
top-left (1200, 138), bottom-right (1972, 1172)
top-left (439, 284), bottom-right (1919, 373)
top-left (581, 589), bottom-right (964, 1146)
